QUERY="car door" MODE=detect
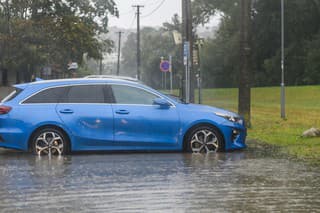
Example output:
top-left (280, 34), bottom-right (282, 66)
top-left (111, 84), bottom-right (180, 149)
top-left (56, 84), bottom-right (114, 150)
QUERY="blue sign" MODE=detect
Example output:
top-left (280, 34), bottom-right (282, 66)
top-left (183, 42), bottom-right (190, 66)
top-left (184, 42), bottom-right (189, 57)
top-left (160, 60), bottom-right (170, 72)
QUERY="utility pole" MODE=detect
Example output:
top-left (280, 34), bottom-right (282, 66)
top-left (116, 31), bottom-right (123, 76)
top-left (238, 0), bottom-right (252, 127)
top-left (132, 5), bottom-right (144, 80)
top-left (1, 0), bottom-right (11, 86)
top-left (182, 0), bottom-right (194, 103)
top-left (186, 0), bottom-right (194, 103)
top-left (195, 38), bottom-right (204, 104)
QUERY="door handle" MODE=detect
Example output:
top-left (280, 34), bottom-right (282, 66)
top-left (115, 109), bottom-right (129, 115)
top-left (59, 109), bottom-right (74, 114)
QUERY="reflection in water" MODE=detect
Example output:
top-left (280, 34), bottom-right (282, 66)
top-left (0, 146), bottom-right (319, 212)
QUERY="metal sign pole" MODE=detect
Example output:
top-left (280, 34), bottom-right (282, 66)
top-left (169, 55), bottom-right (173, 94)
top-left (281, 0), bottom-right (286, 119)
top-left (162, 72), bottom-right (164, 90)
top-left (184, 42), bottom-right (190, 103)
top-left (164, 71), bottom-right (167, 91)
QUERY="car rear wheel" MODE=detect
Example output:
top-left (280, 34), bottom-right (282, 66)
top-left (31, 128), bottom-right (69, 156)
top-left (186, 125), bottom-right (224, 153)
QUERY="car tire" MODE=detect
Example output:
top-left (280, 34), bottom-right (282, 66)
top-left (31, 127), bottom-right (70, 156)
top-left (185, 125), bottom-right (225, 153)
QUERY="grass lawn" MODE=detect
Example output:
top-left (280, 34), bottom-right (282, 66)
top-left (198, 85), bottom-right (320, 163)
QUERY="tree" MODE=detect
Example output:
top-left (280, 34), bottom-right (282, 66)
top-left (193, 0), bottom-right (252, 124)
top-left (193, 0), bottom-right (320, 88)
top-left (121, 32), bottom-right (138, 78)
top-left (121, 15), bottom-right (183, 90)
top-left (200, 16), bottom-right (240, 88)
top-left (252, 0), bottom-right (320, 86)
top-left (193, 0), bottom-right (239, 24)
top-left (304, 31), bottom-right (320, 84)
top-left (0, 0), bottom-right (117, 83)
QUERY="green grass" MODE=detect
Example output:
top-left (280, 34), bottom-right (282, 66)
top-left (198, 86), bottom-right (320, 162)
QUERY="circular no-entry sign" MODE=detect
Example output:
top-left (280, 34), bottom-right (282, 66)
top-left (160, 60), bottom-right (170, 72)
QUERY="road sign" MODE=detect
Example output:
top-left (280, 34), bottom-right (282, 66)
top-left (68, 62), bottom-right (78, 70)
top-left (184, 42), bottom-right (189, 56)
top-left (193, 49), bottom-right (199, 65)
top-left (173, 30), bottom-right (182, 45)
top-left (160, 60), bottom-right (170, 72)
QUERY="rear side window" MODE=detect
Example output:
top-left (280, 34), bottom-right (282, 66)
top-left (23, 87), bottom-right (67, 104)
top-left (60, 85), bottom-right (111, 103)
top-left (1, 88), bottom-right (23, 103)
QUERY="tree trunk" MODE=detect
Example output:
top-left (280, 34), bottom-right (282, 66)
top-left (238, 0), bottom-right (252, 127)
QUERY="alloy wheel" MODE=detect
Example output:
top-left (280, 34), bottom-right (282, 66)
top-left (190, 129), bottom-right (219, 153)
top-left (35, 132), bottom-right (64, 155)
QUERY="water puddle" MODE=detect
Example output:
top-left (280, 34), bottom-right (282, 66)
top-left (0, 142), bottom-right (319, 212)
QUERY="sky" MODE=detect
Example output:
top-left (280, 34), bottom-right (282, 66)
top-left (108, 0), bottom-right (182, 29)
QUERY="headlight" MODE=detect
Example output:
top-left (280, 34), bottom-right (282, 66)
top-left (215, 112), bottom-right (243, 125)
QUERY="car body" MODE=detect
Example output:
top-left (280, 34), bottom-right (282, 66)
top-left (0, 78), bottom-right (246, 155)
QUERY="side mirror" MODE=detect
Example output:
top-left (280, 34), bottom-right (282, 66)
top-left (153, 98), bottom-right (171, 109)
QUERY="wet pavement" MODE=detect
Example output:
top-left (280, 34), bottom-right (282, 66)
top-left (0, 143), bottom-right (319, 212)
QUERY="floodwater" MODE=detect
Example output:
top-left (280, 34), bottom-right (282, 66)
top-left (0, 143), bottom-right (319, 212)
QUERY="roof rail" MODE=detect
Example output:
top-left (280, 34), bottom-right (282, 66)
top-left (83, 75), bottom-right (139, 82)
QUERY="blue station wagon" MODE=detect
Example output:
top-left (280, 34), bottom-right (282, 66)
top-left (0, 78), bottom-right (246, 155)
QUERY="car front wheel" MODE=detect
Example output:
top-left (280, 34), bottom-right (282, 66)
top-left (31, 128), bottom-right (69, 156)
top-left (186, 125), bottom-right (224, 153)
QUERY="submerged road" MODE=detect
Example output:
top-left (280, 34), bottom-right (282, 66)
top-left (0, 143), bottom-right (319, 212)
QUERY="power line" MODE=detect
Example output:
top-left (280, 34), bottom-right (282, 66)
top-left (115, 0), bottom-right (162, 28)
top-left (141, 0), bottom-right (166, 18)
top-left (117, 0), bottom-right (158, 17)
top-left (142, 0), bottom-right (157, 5)
top-left (143, 0), bottom-right (163, 7)
top-left (118, 8), bottom-right (135, 16)
top-left (127, 13), bottom-right (137, 29)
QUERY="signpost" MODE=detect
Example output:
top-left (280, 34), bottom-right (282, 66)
top-left (160, 60), bottom-right (170, 90)
top-left (169, 55), bottom-right (173, 94)
top-left (184, 41), bottom-right (190, 103)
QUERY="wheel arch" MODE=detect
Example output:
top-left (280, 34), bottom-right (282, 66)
top-left (182, 122), bottom-right (225, 151)
top-left (28, 124), bottom-right (71, 152)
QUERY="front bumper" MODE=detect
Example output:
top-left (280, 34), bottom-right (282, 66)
top-left (220, 122), bottom-right (247, 151)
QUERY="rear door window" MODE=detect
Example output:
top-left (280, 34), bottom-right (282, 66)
top-left (60, 85), bottom-right (113, 103)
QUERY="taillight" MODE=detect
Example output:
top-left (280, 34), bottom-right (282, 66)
top-left (0, 106), bottom-right (12, 114)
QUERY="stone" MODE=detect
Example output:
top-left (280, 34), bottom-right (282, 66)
top-left (302, 127), bottom-right (320, 137)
